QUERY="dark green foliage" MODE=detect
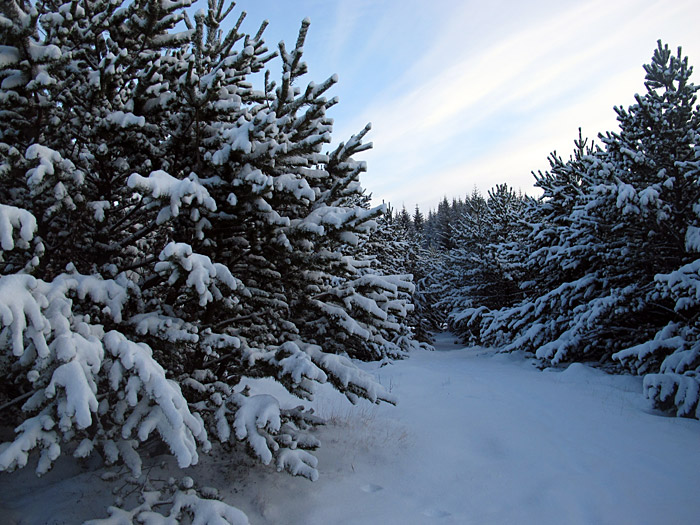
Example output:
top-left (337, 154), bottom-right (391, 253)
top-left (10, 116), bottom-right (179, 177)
top-left (440, 185), bottom-right (530, 342)
top-left (0, 2), bottom-right (418, 503)
top-left (443, 41), bottom-right (700, 417)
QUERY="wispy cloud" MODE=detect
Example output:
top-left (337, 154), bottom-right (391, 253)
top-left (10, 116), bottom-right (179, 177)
top-left (200, 0), bottom-right (700, 210)
top-left (327, 0), bottom-right (700, 210)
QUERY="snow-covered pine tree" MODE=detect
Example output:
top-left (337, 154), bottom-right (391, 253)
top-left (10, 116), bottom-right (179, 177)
top-left (464, 132), bottom-right (604, 354)
top-left (527, 130), bottom-right (598, 291)
top-left (606, 42), bottom-right (700, 417)
top-left (0, 1), bottom-right (416, 519)
top-left (438, 190), bottom-right (488, 335)
top-left (443, 185), bottom-right (530, 343)
top-left (173, 13), bottom-right (417, 365)
top-left (434, 196), bottom-right (454, 250)
top-left (394, 205), bottom-right (447, 344)
top-left (363, 204), bottom-right (444, 347)
top-left (422, 209), bottom-right (435, 247)
top-left (525, 42), bottom-right (700, 368)
top-left (413, 205), bottom-right (424, 235)
top-left (410, 244), bottom-right (448, 343)
top-left (396, 205), bottom-right (413, 234)
top-left (458, 42), bottom-right (700, 418)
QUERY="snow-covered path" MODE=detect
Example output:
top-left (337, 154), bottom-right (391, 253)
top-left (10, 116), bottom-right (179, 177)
top-left (2, 334), bottom-right (699, 524)
top-left (230, 333), bottom-right (700, 524)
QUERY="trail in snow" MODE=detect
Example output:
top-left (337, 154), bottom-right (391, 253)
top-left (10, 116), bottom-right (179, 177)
top-left (232, 333), bottom-right (700, 524)
top-left (1, 334), bottom-right (699, 524)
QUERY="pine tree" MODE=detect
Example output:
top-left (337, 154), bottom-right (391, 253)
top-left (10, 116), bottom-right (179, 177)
top-left (456, 41), bottom-right (700, 418)
top-left (424, 209), bottom-right (437, 247)
top-left (605, 42), bottom-right (700, 417)
top-left (413, 205), bottom-right (424, 234)
top-left (397, 205), bottom-right (414, 234)
top-left (443, 185), bottom-right (530, 342)
top-left (468, 133), bottom-right (604, 354)
top-left (435, 196), bottom-right (453, 250)
top-left (0, 1), bottom-right (418, 519)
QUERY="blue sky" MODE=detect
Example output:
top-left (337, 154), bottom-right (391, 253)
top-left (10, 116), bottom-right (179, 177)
top-left (192, 0), bottom-right (700, 212)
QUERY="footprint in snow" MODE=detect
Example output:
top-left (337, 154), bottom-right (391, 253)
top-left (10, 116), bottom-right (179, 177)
top-left (423, 508), bottom-right (451, 518)
top-left (360, 484), bottom-right (383, 493)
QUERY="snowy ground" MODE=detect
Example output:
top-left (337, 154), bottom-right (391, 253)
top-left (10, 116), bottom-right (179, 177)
top-left (2, 333), bottom-right (700, 524)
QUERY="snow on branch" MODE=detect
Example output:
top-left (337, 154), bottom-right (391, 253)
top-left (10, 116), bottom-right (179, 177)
top-left (613, 322), bottom-right (685, 373)
top-left (210, 385), bottom-right (323, 481)
top-left (211, 118), bottom-right (255, 161)
top-left (276, 448), bottom-right (319, 481)
top-left (50, 270), bottom-right (130, 323)
top-left (295, 205), bottom-right (380, 236)
top-left (685, 226), bottom-right (700, 252)
top-left (304, 344), bottom-right (397, 405)
top-left (310, 298), bottom-right (371, 339)
top-left (655, 258), bottom-right (700, 312)
top-left (0, 271), bottom-right (209, 475)
top-left (0, 415), bottom-right (59, 474)
top-left (104, 331), bottom-right (210, 468)
top-left (232, 393), bottom-right (280, 465)
top-left (0, 274), bottom-right (49, 357)
top-left (85, 487), bottom-right (250, 525)
top-left (25, 144), bottom-right (65, 186)
top-left (614, 323), bottom-right (700, 417)
top-left (45, 356), bottom-right (100, 430)
top-left (128, 170), bottom-right (216, 224)
top-left (0, 203), bottom-right (36, 251)
top-left (274, 341), bottom-right (328, 385)
top-left (643, 371), bottom-right (700, 419)
top-left (1, 271), bottom-right (123, 381)
top-left (155, 242), bottom-right (243, 306)
top-left (130, 312), bottom-right (199, 343)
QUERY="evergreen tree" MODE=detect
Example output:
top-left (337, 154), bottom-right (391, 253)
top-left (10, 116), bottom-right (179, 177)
top-left (435, 196), bottom-right (453, 250)
top-left (443, 185), bottom-right (529, 342)
top-left (604, 42), bottom-right (700, 416)
top-left (397, 205), bottom-right (414, 234)
top-left (457, 42), bottom-right (700, 418)
top-left (413, 204), bottom-right (424, 234)
top-left (0, 1), bottom-right (418, 519)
